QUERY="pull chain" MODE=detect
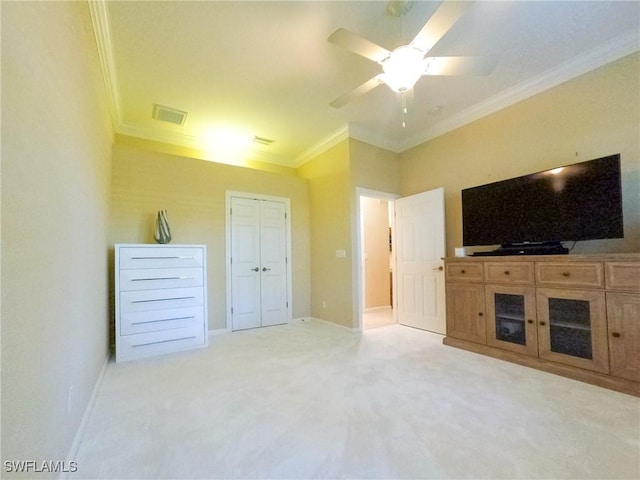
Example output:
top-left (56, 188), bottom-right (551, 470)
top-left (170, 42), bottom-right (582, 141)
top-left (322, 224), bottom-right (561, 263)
top-left (401, 92), bottom-right (407, 128)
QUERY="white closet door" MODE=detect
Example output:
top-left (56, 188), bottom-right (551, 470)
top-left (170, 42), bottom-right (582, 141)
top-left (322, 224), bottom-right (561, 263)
top-left (231, 197), bottom-right (262, 330)
top-left (260, 200), bottom-right (288, 327)
top-left (230, 197), bottom-right (288, 331)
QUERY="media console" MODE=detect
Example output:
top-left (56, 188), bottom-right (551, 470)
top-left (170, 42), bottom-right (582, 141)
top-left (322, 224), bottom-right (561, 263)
top-left (443, 253), bottom-right (640, 396)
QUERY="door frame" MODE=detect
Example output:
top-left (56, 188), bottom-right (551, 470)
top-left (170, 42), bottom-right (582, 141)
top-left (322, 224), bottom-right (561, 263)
top-left (225, 191), bottom-right (293, 331)
top-left (354, 188), bottom-right (400, 331)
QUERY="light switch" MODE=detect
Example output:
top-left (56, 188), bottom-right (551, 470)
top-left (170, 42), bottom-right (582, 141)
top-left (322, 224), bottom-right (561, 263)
top-left (336, 249), bottom-right (347, 258)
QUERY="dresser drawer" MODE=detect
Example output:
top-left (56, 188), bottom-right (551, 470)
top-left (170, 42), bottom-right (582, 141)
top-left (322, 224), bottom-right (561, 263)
top-left (119, 247), bottom-right (204, 269)
top-left (606, 262), bottom-right (640, 292)
top-left (119, 306), bottom-right (203, 335)
top-left (485, 262), bottom-right (534, 284)
top-left (119, 287), bottom-right (204, 313)
top-left (117, 326), bottom-right (206, 362)
top-left (446, 262), bottom-right (484, 282)
top-left (119, 267), bottom-right (203, 291)
top-left (536, 262), bottom-right (604, 288)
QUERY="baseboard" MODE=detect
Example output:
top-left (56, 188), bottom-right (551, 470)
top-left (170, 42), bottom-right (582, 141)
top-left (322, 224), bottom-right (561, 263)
top-left (208, 327), bottom-right (231, 337)
top-left (364, 306), bottom-right (392, 313)
top-left (61, 353), bottom-right (110, 480)
top-left (304, 316), bottom-right (359, 332)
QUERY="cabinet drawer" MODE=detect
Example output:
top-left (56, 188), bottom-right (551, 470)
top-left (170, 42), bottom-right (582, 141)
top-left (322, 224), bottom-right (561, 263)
top-left (119, 267), bottom-right (203, 291)
top-left (119, 306), bottom-right (203, 335)
top-left (119, 287), bottom-right (204, 313)
top-left (117, 326), bottom-right (206, 362)
top-left (485, 262), bottom-right (534, 284)
top-left (119, 247), bottom-right (204, 269)
top-left (446, 262), bottom-right (484, 282)
top-left (606, 262), bottom-right (640, 292)
top-left (536, 262), bottom-right (604, 288)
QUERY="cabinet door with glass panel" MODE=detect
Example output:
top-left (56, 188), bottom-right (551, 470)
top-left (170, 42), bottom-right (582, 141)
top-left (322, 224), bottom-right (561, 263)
top-left (486, 285), bottom-right (538, 356)
top-left (536, 288), bottom-right (609, 373)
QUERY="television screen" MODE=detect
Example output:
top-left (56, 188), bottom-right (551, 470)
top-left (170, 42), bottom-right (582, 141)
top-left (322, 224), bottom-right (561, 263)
top-left (462, 154), bottom-right (624, 247)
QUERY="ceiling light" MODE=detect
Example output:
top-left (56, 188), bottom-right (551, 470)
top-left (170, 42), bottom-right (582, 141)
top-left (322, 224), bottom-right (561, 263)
top-left (380, 45), bottom-right (427, 93)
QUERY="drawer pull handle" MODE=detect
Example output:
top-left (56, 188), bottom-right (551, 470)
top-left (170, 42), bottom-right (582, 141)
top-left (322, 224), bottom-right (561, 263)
top-left (611, 332), bottom-right (621, 338)
top-left (527, 319), bottom-right (534, 324)
top-left (132, 315), bottom-right (196, 326)
top-left (562, 272), bottom-right (570, 277)
top-left (504, 270), bottom-right (510, 275)
top-left (131, 256), bottom-right (195, 260)
top-left (539, 321), bottom-right (546, 326)
top-left (132, 335), bottom-right (197, 348)
top-left (478, 312), bottom-right (483, 317)
top-left (461, 269), bottom-right (466, 274)
top-left (131, 296), bottom-right (196, 304)
top-left (131, 276), bottom-right (193, 282)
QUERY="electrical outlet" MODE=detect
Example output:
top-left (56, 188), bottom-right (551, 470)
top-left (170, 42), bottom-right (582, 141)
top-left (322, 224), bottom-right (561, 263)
top-left (322, 300), bottom-right (327, 309)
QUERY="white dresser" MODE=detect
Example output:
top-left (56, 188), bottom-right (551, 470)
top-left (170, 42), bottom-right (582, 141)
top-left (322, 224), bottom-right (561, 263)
top-left (115, 244), bottom-right (208, 362)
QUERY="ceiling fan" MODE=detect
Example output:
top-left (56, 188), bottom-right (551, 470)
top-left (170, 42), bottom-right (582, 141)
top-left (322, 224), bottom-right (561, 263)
top-left (328, 0), bottom-right (497, 108)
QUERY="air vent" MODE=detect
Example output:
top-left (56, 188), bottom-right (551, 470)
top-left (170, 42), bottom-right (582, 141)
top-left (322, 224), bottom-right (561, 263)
top-left (253, 136), bottom-right (275, 146)
top-left (152, 104), bottom-right (188, 126)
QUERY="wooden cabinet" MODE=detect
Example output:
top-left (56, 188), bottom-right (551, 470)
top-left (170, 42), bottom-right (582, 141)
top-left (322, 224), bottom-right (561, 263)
top-left (485, 284), bottom-right (538, 356)
top-left (444, 254), bottom-right (640, 396)
top-left (446, 281), bottom-right (486, 344)
top-left (115, 244), bottom-right (208, 362)
top-left (536, 287), bottom-right (608, 373)
top-left (607, 292), bottom-right (640, 382)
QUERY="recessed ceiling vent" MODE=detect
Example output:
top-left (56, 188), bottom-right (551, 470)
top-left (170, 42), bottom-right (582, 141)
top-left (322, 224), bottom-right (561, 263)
top-left (152, 104), bottom-right (188, 126)
top-left (253, 136), bottom-right (275, 146)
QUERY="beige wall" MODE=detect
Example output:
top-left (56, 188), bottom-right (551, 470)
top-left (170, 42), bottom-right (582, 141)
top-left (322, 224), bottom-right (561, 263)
top-left (400, 53), bottom-right (640, 256)
top-left (362, 197), bottom-right (391, 308)
top-left (110, 143), bottom-right (311, 329)
top-left (1, 2), bottom-right (113, 475)
top-left (297, 140), bottom-right (354, 326)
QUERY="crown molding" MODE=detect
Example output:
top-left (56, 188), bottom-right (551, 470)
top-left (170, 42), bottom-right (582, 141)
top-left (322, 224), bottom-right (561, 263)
top-left (88, 0), bottom-right (122, 132)
top-left (347, 124), bottom-right (405, 153)
top-left (118, 123), bottom-right (296, 167)
top-left (294, 126), bottom-right (350, 167)
top-left (399, 29), bottom-right (640, 152)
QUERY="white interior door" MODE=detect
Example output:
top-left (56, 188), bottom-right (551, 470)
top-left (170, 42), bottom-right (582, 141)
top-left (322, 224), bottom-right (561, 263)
top-left (395, 188), bottom-right (446, 334)
top-left (259, 200), bottom-right (288, 327)
top-left (230, 196), bottom-right (288, 331)
top-left (231, 197), bottom-right (262, 331)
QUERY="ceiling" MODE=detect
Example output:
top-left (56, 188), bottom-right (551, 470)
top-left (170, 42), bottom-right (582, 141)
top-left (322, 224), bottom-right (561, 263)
top-left (93, 1), bottom-right (640, 168)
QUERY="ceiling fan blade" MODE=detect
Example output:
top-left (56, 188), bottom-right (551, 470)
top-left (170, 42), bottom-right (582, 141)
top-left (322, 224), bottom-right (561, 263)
top-left (328, 28), bottom-right (391, 63)
top-left (424, 56), bottom-right (498, 76)
top-left (330, 75), bottom-right (385, 108)
top-left (411, 1), bottom-right (474, 53)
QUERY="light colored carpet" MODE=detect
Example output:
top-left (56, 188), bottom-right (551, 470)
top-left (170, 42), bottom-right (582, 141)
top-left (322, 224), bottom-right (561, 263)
top-left (363, 306), bottom-right (395, 330)
top-left (74, 320), bottom-right (639, 479)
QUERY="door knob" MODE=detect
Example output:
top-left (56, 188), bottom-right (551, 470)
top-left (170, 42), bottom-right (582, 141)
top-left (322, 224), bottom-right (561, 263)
top-left (262, 267), bottom-right (271, 272)
top-left (432, 266), bottom-right (443, 271)
top-left (251, 267), bottom-right (259, 272)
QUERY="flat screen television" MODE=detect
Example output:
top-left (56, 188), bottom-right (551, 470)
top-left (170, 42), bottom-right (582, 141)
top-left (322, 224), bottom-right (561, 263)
top-left (461, 154), bottom-right (624, 255)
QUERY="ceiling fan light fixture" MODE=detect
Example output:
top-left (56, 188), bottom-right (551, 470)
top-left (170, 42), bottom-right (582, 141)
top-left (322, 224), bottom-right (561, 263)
top-left (380, 45), bottom-right (426, 92)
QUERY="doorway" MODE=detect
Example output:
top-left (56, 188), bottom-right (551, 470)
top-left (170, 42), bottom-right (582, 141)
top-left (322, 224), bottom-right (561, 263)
top-left (355, 187), bottom-right (446, 334)
top-left (361, 196), bottom-right (395, 330)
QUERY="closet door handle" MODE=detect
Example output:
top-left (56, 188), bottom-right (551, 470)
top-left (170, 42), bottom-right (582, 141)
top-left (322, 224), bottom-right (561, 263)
top-left (262, 267), bottom-right (271, 272)
top-left (251, 267), bottom-right (260, 272)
